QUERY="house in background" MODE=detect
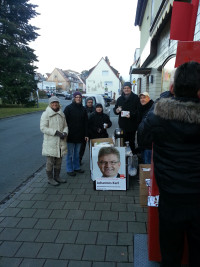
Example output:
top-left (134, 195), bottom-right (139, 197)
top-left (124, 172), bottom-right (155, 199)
top-left (86, 57), bottom-right (121, 100)
top-left (47, 68), bottom-right (85, 93)
top-left (37, 81), bottom-right (56, 91)
top-left (34, 73), bottom-right (56, 91)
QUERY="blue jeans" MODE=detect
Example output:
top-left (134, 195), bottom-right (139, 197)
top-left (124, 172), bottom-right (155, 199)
top-left (141, 149), bottom-right (152, 164)
top-left (66, 143), bottom-right (81, 172)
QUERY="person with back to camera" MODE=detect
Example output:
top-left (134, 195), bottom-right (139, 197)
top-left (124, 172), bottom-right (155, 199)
top-left (113, 82), bottom-right (140, 153)
top-left (79, 97), bottom-right (95, 165)
top-left (138, 61), bottom-right (200, 267)
top-left (88, 103), bottom-right (112, 139)
top-left (137, 92), bottom-right (154, 164)
top-left (40, 96), bottom-right (68, 186)
top-left (97, 147), bottom-right (121, 178)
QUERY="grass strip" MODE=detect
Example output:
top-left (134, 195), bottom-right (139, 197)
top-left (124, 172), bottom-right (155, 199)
top-left (0, 103), bottom-right (48, 118)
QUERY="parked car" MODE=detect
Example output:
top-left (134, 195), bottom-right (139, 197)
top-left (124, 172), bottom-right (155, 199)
top-left (46, 90), bottom-right (55, 98)
top-left (65, 93), bottom-right (72, 100)
top-left (102, 94), bottom-right (112, 103)
top-left (56, 91), bottom-right (70, 97)
top-left (82, 94), bottom-right (110, 117)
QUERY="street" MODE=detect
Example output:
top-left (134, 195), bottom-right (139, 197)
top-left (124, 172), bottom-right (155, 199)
top-left (0, 98), bottom-right (117, 203)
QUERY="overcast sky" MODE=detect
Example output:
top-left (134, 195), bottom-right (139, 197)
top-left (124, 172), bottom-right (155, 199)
top-left (30, 0), bottom-right (140, 80)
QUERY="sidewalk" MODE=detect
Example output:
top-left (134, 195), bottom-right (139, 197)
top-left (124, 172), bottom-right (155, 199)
top-left (0, 146), bottom-right (147, 266)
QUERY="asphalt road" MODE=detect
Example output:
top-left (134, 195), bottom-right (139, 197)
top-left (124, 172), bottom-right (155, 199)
top-left (0, 98), bottom-right (118, 203)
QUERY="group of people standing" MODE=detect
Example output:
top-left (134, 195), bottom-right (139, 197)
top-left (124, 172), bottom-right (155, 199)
top-left (40, 90), bottom-right (113, 184)
top-left (40, 61), bottom-right (200, 266)
top-left (40, 81), bottom-right (154, 185)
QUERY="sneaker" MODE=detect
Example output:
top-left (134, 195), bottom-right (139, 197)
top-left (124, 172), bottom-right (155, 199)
top-left (74, 169), bottom-right (84, 173)
top-left (67, 171), bottom-right (76, 176)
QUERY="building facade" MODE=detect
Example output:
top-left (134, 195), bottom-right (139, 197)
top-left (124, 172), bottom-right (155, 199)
top-left (47, 68), bottom-right (85, 93)
top-left (86, 57), bottom-right (121, 99)
top-left (132, 0), bottom-right (200, 100)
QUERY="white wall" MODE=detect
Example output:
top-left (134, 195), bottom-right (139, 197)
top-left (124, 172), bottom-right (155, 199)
top-left (37, 81), bottom-right (56, 90)
top-left (86, 58), bottom-right (121, 98)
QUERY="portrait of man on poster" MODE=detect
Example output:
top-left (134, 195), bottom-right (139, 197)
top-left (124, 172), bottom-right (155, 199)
top-left (97, 147), bottom-right (121, 178)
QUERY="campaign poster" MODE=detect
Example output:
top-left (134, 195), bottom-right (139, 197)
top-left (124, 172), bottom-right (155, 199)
top-left (91, 146), bottom-right (126, 190)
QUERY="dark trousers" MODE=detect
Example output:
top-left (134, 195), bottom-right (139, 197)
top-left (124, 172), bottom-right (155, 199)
top-left (124, 131), bottom-right (136, 154)
top-left (158, 195), bottom-right (200, 267)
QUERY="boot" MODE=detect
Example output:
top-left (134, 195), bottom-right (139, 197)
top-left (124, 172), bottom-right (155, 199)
top-left (54, 169), bottom-right (66, 183)
top-left (46, 171), bottom-right (59, 186)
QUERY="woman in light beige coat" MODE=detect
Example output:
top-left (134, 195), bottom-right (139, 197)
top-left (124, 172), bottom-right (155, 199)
top-left (40, 96), bottom-right (68, 185)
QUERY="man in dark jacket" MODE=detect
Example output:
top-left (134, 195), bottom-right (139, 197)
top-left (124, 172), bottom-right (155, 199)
top-left (113, 82), bottom-right (139, 153)
top-left (137, 92), bottom-right (154, 163)
top-left (64, 91), bottom-right (89, 176)
top-left (79, 97), bottom-right (95, 164)
top-left (88, 103), bottom-right (112, 139)
top-left (138, 61), bottom-right (200, 266)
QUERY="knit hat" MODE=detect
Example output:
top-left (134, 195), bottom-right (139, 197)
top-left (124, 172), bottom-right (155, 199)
top-left (73, 91), bottom-right (82, 98)
top-left (49, 96), bottom-right (60, 104)
top-left (96, 103), bottom-right (103, 109)
top-left (123, 82), bottom-right (132, 89)
top-left (139, 92), bottom-right (150, 98)
top-left (86, 97), bottom-right (93, 103)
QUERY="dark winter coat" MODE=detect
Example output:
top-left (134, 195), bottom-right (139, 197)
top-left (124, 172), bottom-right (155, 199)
top-left (113, 92), bottom-right (140, 133)
top-left (64, 102), bottom-right (88, 143)
top-left (137, 99), bottom-right (154, 150)
top-left (138, 97), bottom-right (200, 202)
top-left (88, 111), bottom-right (112, 139)
top-left (137, 99), bottom-right (154, 125)
top-left (85, 106), bottom-right (95, 119)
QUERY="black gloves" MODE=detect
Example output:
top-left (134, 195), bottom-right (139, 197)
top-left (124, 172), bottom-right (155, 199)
top-left (55, 131), bottom-right (63, 138)
top-left (55, 131), bottom-right (67, 139)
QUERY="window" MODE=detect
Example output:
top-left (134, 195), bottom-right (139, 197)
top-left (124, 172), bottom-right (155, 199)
top-left (161, 57), bottom-right (176, 92)
top-left (104, 81), bottom-right (113, 87)
top-left (102, 70), bottom-right (109, 76)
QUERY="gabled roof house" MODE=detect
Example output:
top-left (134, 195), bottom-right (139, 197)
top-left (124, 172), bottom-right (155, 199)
top-left (86, 57), bottom-right (121, 99)
top-left (47, 68), bottom-right (85, 92)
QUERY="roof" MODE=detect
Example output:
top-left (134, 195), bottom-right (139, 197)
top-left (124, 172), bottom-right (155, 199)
top-left (135, 0), bottom-right (148, 26)
top-left (87, 57), bottom-right (120, 79)
top-left (131, 67), bottom-right (151, 75)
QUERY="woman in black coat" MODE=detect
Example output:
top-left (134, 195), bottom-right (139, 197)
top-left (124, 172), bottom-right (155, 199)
top-left (88, 103), bottom-right (112, 139)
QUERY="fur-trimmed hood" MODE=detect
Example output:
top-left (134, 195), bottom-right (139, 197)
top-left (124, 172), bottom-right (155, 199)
top-left (154, 98), bottom-right (200, 124)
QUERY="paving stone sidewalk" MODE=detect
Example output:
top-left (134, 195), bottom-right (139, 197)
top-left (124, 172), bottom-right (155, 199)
top-left (0, 147), bottom-right (147, 267)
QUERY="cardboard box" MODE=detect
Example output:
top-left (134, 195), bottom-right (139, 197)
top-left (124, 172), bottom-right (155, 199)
top-left (139, 164), bottom-right (151, 207)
